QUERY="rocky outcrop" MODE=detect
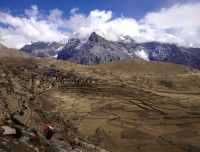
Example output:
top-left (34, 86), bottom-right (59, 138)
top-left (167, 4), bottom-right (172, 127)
top-left (0, 62), bottom-right (108, 152)
top-left (20, 42), bottom-right (64, 58)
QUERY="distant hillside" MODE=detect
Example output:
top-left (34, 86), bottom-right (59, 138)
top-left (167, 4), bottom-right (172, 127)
top-left (95, 60), bottom-right (198, 75)
top-left (0, 43), bottom-right (28, 58)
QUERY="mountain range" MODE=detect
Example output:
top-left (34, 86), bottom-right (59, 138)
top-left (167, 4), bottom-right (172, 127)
top-left (19, 32), bottom-right (200, 70)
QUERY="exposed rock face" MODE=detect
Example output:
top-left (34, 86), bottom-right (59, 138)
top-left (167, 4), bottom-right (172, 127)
top-left (18, 32), bottom-right (200, 69)
top-left (58, 32), bottom-right (131, 65)
top-left (118, 41), bottom-right (200, 70)
top-left (20, 42), bottom-right (64, 58)
top-left (57, 32), bottom-right (200, 69)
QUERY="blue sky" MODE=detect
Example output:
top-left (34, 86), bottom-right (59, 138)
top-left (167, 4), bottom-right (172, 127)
top-left (0, 0), bottom-right (196, 19)
top-left (0, 0), bottom-right (200, 48)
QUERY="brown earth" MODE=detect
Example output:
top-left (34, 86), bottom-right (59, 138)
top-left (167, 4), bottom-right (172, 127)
top-left (0, 58), bottom-right (200, 152)
top-left (0, 44), bottom-right (28, 58)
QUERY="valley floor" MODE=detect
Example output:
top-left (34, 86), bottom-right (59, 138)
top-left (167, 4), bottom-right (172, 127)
top-left (1, 58), bottom-right (200, 152)
top-left (34, 83), bottom-right (200, 152)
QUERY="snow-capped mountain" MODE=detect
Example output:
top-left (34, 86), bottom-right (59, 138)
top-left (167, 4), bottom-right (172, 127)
top-left (57, 32), bottom-right (132, 65)
top-left (19, 32), bottom-right (200, 70)
top-left (57, 32), bottom-right (200, 69)
top-left (20, 42), bottom-right (64, 58)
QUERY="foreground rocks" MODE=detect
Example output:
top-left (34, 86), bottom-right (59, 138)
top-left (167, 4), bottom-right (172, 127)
top-left (0, 63), bottom-right (109, 152)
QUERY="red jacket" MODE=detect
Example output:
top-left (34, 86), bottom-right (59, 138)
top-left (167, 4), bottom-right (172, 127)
top-left (43, 124), bottom-right (54, 133)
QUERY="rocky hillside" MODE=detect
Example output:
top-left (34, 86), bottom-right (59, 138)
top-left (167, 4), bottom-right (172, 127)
top-left (0, 58), bottom-right (108, 152)
top-left (0, 44), bottom-right (28, 58)
top-left (1, 58), bottom-right (200, 152)
top-left (20, 42), bottom-right (64, 58)
top-left (117, 41), bottom-right (200, 70)
top-left (58, 32), bottom-right (132, 65)
top-left (57, 32), bottom-right (200, 70)
top-left (19, 32), bottom-right (200, 70)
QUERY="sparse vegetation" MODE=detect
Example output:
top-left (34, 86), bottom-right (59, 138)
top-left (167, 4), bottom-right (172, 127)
top-left (0, 58), bottom-right (200, 152)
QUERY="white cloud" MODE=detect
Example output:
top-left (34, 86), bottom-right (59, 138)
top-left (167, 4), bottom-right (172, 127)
top-left (70, 7), bottom-right (79, 15)
top-left (0, 6), bottom-right (68, 48)
top-left (141, 2), bottom-right (200, 47)
top-left (48, 9), bottom-right (63, 22)
top-left (144, 3), bottom-right (200, 29)
top-left (0, 2), bottom-right (200, 48)
top-left (64, 2), bottom-right (200, 47)
top-left (66, 10), bottom-right (140, 41)
top-left (25, 5), bottom-right (39, 18)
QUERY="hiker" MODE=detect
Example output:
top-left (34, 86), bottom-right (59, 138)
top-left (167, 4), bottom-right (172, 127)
top-left (43, 124), bottom-right (55, 140)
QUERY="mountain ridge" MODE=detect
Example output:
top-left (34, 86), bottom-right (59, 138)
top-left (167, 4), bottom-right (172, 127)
top-left (20, 42), bottom-right (64, 58)
top-left (19, 32), bottom-right (200, 70)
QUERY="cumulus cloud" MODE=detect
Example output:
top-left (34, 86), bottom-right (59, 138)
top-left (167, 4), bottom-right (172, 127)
top-left (70, 7), bottom-right (79, 15)
top-left (65, 2), bottom-right (200, 47)
top-left (66, 9), bottom-right (140, 41)
top-left (0, 5), bottom-right (68, 48)
top-left (142, 2), bottom-right (200, 47)
top-left (0, 2), bottom-right (200, 48)
top-left (48, 9), bottom-right (63, 22)
top-left (25, 5), bottom-right (39, 18)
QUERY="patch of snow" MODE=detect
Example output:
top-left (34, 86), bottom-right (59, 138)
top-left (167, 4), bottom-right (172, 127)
top-left (75, 36), bottom-right (89, 50)
top-left (135, 49), bottom-right (149, 61)
top-left (52, 46), bottom-right (65, 58)
top-left (55, 46), bottom-right (65, 52)
top-left (53, 54), bottom-right (58, 58)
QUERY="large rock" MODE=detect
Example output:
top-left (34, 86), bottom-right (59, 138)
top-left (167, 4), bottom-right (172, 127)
top-left (1, 126), bottom-right (16, 135)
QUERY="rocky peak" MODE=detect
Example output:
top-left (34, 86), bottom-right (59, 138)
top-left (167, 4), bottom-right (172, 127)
top-left (88, 32), bottom-right (101, 43)
top-left (67, 38), bottom-right (81, 45)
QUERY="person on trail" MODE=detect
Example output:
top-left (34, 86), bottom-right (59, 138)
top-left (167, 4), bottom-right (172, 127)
top-left (43, 124), bottom-right (55, 140)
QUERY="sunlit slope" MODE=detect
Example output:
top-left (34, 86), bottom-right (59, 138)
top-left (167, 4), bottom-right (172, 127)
top-left (0, 44), bottom-right (28, 58)
top-left (95, 60), bottom-right (198, 75)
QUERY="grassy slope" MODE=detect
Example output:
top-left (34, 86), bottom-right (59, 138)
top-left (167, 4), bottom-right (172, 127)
top-left (0, 44), bottom-right (28, 58)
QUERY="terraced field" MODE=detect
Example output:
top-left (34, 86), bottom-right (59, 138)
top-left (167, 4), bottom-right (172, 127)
top-left (35, 81), bottom-right (200, 152)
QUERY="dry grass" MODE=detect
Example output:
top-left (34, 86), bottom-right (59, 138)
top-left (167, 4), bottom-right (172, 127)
top-left (1, 57), bottom-right (200, 152)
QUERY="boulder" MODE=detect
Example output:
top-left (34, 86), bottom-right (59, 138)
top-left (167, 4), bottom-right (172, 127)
top-left (1, 126), bottom-right (16, 135)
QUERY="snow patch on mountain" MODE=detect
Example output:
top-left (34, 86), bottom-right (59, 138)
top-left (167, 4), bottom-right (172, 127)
top-left (75, 36), bottom-right (89, 50)
top-left (55, 46), bottom-right (65, 52)
top-left (135, 49), bottom-right (149, 61)
top-left (53, 46), bottom-right (65, 58)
